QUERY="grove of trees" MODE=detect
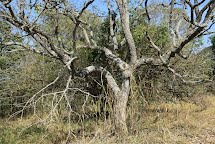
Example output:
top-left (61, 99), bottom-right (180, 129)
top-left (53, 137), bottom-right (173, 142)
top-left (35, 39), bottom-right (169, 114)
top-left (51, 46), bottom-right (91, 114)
top-left (0, 0), bottom-right (215, 137)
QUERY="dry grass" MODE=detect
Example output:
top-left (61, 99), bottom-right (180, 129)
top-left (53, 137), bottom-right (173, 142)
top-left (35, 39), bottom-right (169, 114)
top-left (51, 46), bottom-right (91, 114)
top-left (1, 95), bottom-right (215, 144)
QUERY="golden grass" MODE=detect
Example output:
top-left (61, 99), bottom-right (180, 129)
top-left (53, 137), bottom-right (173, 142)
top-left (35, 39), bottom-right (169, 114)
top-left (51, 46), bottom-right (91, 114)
top-left (1, 95), bottom-right (215, 144)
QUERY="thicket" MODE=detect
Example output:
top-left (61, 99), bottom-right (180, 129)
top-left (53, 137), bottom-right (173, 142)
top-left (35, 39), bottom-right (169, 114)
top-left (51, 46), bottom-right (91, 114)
top-left (0, 21), bottom-right (213, 118)
top-left (0, 0), bottom-right (214, 138)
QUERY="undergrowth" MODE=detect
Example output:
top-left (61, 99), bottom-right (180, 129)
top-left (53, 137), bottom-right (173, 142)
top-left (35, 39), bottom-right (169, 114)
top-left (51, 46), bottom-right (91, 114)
top-left (0, 94), bottom-right (215, 144)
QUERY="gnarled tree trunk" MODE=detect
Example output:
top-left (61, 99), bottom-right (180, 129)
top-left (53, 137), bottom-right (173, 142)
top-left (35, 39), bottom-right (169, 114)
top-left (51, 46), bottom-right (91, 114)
top-left (112, 70), bottom-right (130, 135)
top-left (113, 88), bottom-right (129, 135)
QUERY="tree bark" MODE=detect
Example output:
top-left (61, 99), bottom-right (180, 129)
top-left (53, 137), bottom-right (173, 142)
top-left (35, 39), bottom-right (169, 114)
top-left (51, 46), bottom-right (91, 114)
top-left (113, 74), bottom-right (130, 136)
top-left (116, 0), bottom-right (137, 64)
top-left (113, 90), bottom-right (129, 136)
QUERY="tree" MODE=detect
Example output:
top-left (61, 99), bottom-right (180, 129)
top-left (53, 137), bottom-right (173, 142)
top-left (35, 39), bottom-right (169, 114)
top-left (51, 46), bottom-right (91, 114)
top-left (0, 0), bottom-right (214, 135)
top-left (210, 35), bottom-right (215, 77)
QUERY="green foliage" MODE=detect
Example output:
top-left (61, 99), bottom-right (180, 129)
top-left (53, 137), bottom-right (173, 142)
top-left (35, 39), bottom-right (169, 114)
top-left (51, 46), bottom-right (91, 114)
top-left (0, 53), bottom-right (63, 117)
top-left (209, 35), bottom-right (215, 87)
top-left (0, 122), bottom-right (50, 144)
top-left (132, 23), bottom-right (170, 57)
top-left (34, 4), bottom-right (41, 13)
top-left (97, 17), bottom-right (110, 47)
top-left (210, 35), bottom-right (215, 46)
top-left (87, 49), bottom-right (107, 65)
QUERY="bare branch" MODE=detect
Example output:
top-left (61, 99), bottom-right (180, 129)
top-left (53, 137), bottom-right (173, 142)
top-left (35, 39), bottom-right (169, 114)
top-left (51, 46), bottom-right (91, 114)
top-left (116, 0), bottom-right (137, 64)
top-left (135, 57), bottom-right (161, 68)
top-left (196, 0), bottom-right (214, 23)
top-left (9, 71), bottom-right (61, 119)
top-left (78, 0), bottom-right (95, 19)
top-left (0, 3), bottom-right (77, 70)
top-left (73, 0), bottom-right (95, 50)
top-left (79, 65), bottom-right (121, 96)
top-left (197, 21), bottom-right (215, 36)
top-left (167, 66), bottom-right (213, 84)
top-left (78, 45), bottom-right (129, 71)
top-left (1, 41), bottom-right (53, 57)
top-left (193, 0), bottom-right (206, 16)
top-left (107, 0), bottom-right (118, 50)
top-left (162, 0), bottom-right (215, 62)
top-left (145, 0), bottom-right (150, 22)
